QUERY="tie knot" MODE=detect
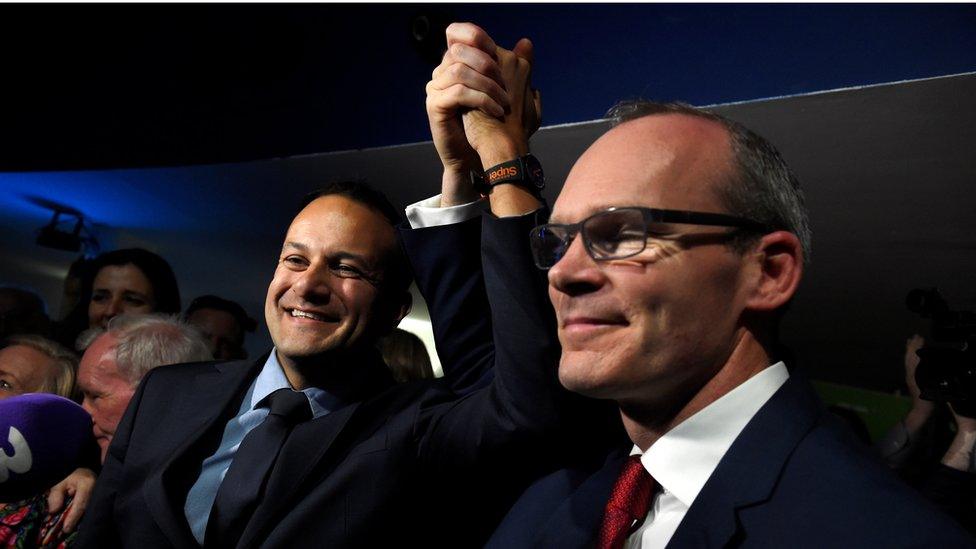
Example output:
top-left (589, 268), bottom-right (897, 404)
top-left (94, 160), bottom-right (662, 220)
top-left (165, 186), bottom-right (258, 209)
top-left (618, 455), bottom-right (651, 492)
top-left (266, 388), bottom-right (312, 423)
top-left (597, 455), bottom-right (656, 549)
top-left (609, 456), bottom-right (654, 520)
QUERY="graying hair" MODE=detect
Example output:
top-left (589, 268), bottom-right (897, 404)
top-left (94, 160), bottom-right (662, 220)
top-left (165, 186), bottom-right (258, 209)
top-left (78, 314), bottom-right (212, 386)
top-left (607, 100), bottom-right (812, 263)
top-left (0, 334), bottom-right (77, 398)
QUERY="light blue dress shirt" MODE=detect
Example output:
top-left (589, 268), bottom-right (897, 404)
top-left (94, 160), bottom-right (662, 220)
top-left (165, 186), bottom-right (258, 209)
top-left (183, 350), bottom-right (340, 544)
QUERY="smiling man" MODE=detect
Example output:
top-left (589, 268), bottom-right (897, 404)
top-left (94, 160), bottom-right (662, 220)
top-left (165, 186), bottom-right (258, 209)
top-left (413, 20), bottom-right (973, 549)
top-left (77, 65), bottom-right (566, 545)
top-left (262, 192), bottom-right (412, 393)
top-left (484, 103), bottom-right (974, 548)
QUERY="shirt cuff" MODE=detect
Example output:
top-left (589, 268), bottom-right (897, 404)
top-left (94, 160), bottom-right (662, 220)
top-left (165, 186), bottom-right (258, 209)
top-left (405, 194), bottom-right (485, 229)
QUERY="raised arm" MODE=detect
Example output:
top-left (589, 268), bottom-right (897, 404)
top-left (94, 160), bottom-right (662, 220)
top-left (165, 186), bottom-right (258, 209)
top-left (402, 22), bottom-right (542, 393)
top-left (417, 24), bottom-right (566, 458)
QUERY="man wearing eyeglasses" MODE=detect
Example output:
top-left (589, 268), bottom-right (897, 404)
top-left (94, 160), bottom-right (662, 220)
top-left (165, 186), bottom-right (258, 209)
top-left (428, 23), bottom-right (972, 549)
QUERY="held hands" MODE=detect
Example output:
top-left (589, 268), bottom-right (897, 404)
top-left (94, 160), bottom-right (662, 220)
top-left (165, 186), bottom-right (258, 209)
top-left (460, 36), bottom-right (541, 168)
top-left (425, 23), bottom-right (541, 205)
top-left (426, 23), bottom-right (506, 177)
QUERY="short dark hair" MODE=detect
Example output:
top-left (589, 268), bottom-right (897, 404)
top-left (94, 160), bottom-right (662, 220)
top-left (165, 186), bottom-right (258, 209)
top-left (53, 248), bottom-right (181, 350)
top-left (300, 180), bottom-right (413, 295)
top-left (606, 100), bottom-right (812, 263)
top-left (184, 295), bottom-right (257, 333)
top-left (301, 180), bottom-right (404, 227)
top-left (85, 248), bottom-right (182, 313)
top-left (0, 286), bottom-right (51, 338)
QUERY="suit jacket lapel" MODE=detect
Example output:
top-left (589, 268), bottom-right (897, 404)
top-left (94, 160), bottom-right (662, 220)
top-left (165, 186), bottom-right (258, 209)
top-left (533, 446), bottom-right (630, 548)
top-left (143, 355), bottom-right (266, 549)
top-left (666, 375), bottom-right (822, 548)
top-left (236, 400), bottom-right (362, 549)
top-left (237, 351), bottom-right (395, 548)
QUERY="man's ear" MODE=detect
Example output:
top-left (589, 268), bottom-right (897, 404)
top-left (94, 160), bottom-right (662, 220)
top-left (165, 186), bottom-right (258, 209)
top-left (744, 231), bottom-right (803, 312)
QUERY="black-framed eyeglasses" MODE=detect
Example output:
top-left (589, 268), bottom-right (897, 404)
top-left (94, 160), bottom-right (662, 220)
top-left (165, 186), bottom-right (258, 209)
top-left (529, 206), bottom-right (770, 269)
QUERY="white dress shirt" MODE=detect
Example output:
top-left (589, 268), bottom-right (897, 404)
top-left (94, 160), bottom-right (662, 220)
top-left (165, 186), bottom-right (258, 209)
top-left (625, 362), bottom-right (789, 549)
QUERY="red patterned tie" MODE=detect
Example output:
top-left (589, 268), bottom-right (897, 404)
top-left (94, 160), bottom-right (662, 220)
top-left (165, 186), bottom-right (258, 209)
top-left (597, 455), bottom-right (656, 549)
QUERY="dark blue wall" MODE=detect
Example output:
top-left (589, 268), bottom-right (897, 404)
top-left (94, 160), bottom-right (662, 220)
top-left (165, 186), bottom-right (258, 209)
top-left (1, 4), bottom-right (974, 171)
top-left (338, 4), bottom-right (976, 149)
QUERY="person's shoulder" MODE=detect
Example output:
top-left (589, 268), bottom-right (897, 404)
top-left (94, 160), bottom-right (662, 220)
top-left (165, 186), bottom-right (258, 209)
top-left (143, 358), bottom-right (249, 382)
top-left (774, 415), bottom-right (973, 545)
top-left (134, 358), bottom-right (255, 403)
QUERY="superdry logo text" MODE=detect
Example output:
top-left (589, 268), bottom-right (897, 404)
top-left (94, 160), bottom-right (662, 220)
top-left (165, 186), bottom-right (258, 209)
top-left (488, 166), bottom-right (520, 183)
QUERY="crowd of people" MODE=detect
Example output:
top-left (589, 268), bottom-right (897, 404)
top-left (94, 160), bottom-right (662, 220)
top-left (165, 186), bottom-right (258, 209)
top-left (1, 247), bottom-right (437, 546)
top-left (0, 250), bottom-right (261, 544)
top-left (1, 21), bottom-right (973, 549)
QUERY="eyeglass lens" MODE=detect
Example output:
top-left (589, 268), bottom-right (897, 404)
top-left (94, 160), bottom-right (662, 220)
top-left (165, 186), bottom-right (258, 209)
top-left (583, 208), bottom-right (648, 260)
top-left (532, 208), bottom-right (650, 268)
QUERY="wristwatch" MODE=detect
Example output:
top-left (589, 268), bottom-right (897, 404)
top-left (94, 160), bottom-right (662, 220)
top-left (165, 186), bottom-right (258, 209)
top-left (471, 154), bottom-right (546, 196)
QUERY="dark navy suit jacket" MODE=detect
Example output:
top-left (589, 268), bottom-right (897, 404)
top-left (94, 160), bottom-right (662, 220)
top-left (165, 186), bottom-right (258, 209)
top-left (77, 214), bottom-right (566, 548)
top-left (488, 374), bottom-right (975, 548)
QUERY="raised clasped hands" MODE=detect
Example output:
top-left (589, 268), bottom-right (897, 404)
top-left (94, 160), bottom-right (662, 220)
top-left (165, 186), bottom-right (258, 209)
top-left (425, 22), bottom-right (541, 205)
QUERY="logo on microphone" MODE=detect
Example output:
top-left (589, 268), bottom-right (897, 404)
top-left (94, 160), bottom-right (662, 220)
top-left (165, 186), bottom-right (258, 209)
top-left (0, 426), bottom-right (32, 482)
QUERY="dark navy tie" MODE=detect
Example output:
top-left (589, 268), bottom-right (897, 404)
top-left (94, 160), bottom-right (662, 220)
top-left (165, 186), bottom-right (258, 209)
top-left (205, 388), bottom-right (312, 548)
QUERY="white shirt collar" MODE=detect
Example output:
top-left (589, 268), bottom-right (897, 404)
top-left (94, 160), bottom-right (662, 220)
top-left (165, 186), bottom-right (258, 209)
top-left (634, 362), bottom-right (789, 507)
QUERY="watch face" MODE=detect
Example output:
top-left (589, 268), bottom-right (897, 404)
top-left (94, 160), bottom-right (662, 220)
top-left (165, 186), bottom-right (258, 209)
top-left (525, 155), bottom-right (545, 189)
top-left (471, 169), bottom-right (492, 195)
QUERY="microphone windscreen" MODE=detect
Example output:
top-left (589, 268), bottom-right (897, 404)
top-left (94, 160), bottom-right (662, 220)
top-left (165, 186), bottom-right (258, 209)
top-left (0, 393), bottom-right (97, 502)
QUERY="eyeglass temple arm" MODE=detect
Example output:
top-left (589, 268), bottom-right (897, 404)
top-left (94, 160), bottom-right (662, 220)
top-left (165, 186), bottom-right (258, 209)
top-left (647, 209), bottom-right (769, 232)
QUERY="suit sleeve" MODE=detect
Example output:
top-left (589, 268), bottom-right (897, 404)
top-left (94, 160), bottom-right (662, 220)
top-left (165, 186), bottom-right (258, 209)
top-left (476, 210), bottom-right (565, 430)
top-left (74, 367), bottom-right (157, 549)
top-left (399, 216), bottom-right (494, 394)
top-left (401, 210), bottom-right (572, 544)
top-left (416, 210), bottom-right (569, 465)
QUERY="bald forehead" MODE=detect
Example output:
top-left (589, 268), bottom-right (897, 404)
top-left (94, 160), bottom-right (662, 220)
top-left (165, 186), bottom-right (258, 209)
top-left (554, 113), bottom-right (735, 221)
top-left (595, 113), bottom-right (733, 182)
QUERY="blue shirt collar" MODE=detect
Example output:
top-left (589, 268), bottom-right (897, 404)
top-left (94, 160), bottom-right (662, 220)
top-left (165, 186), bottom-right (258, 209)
top-left (252, 349), bottom-right (343, 419)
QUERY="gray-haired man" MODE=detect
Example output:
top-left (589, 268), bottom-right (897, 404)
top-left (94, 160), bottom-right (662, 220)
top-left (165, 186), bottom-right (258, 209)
top-left (77, 314), bottom-right (212, 462)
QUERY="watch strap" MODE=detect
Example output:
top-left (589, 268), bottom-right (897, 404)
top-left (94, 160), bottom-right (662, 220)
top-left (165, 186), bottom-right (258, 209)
top-left (473, 155), bottom-right (545, 196)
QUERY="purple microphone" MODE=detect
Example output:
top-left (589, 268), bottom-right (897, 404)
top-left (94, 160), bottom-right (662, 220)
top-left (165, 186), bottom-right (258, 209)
top-left (0, 393), bottom-right (98, 502)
